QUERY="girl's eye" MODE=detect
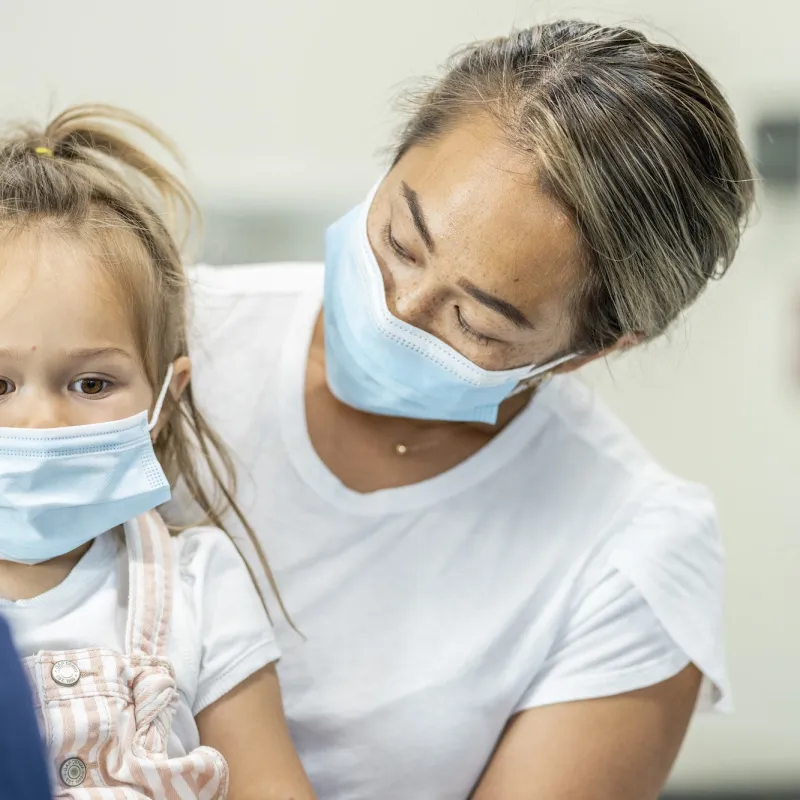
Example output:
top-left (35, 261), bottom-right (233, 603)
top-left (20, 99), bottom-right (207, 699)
top-left (382, 222), bottom-right (416, 264)
top-left (72, 378), bottom-right (110, 396)
top-left (0, 378), bottom-right (15, 396)
top-left (455, 306), bottom-right (496, 347)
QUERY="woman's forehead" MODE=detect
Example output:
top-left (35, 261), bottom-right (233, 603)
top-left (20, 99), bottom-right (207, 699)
top-left (380, 117), bottom-right (583, 311)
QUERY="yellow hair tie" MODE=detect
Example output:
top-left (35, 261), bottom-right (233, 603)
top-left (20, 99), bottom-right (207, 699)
top-left (34, 146), bottom-right (53, 157)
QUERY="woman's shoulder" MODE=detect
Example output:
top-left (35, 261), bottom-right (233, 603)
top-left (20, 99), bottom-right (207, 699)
top-left (528, 375), bottom-right (722, 604)
top-left (505, 380), bottom-right (727, 710)
top-left (524, 376), bottom-right (715, 526)
top-left (187, 261), bottom-right (323, 299)
top-left (529, 379), bottom-right (727, 706)
top-left (185, 262), bottom-right (322, 369)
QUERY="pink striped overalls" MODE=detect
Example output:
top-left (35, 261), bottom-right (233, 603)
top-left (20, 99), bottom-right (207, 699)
top-left (23, 511), bottom-right (229, 799)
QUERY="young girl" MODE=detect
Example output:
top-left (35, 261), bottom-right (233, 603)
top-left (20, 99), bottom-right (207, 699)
top-left (0, 105), bottom-right (317, 800)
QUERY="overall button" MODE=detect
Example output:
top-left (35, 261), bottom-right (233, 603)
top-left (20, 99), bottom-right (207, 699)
top-left (60, 757), bottom-right (86, 787)
top-left (51, 660), bottom-right (81, 687)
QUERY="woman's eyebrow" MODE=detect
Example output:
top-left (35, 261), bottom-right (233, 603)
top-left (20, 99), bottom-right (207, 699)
top-left (457, 278), bottom-right (534, 330)
top-left (401, 182), bottom-right (436, 253)
top-left (398, 183), bottom-right (533, 330)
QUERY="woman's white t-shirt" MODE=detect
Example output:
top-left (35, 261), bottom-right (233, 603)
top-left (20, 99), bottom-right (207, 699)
top-left (1, 521), bottom-right (279, 757)
top-left (171, 262), bottom-right (728, 800)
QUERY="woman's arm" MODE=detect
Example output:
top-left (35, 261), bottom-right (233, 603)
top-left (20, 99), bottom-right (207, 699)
top-left (196, 663), bottom-right (317, 800)
top-left (472, 664), bottom-right (701, 800)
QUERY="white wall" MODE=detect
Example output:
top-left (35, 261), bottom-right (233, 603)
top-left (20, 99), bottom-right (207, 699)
top-left (2, 0), bottom-right (799, 789)
top-left (8, 0), bottom-right (798, 207)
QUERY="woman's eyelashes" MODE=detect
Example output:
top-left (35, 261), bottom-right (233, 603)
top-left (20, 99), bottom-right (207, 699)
top-left (382, 222), bottom-right (416, 264)
top-left (383, 223), bottom-right (502, 347)
top-left (455, 307), bottom-right (496, 346)
top-left (382, 218), bottom-right (504, 348)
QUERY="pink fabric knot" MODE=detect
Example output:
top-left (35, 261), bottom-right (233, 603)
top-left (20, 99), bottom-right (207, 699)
top-left (130, 662), bottom-right (178, 752)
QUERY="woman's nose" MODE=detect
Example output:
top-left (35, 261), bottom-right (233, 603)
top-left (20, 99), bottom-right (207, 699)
top-left (388, 274), bottom-right (440, 329)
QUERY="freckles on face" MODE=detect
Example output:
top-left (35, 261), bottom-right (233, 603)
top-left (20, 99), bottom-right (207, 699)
top-left (371, 115), bottom-right (584, 366)
top-left (465, 197), bottom-right (579, 336)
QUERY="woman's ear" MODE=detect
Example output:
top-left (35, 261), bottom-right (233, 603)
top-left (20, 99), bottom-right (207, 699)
top-left (552, 332), bottom-right (644, 375)
top-left (150, 356), bottom-right (192, 441)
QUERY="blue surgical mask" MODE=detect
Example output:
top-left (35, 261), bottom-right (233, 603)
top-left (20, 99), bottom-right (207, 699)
top-left (0, 366), bottom-right (174, 564)
top-left (323, 190), bottom-right (577, 424)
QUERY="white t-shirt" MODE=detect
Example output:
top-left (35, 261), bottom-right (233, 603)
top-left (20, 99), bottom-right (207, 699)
top-left (172, 262), bottom-right (727, 800)
top-left (0, 521), bottom-right (280, 757)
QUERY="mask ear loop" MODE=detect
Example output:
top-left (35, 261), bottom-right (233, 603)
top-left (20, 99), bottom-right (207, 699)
top-left (148, 363), bottom-right (175, 431)
top-left (508, 351), bottom-right (579, 397)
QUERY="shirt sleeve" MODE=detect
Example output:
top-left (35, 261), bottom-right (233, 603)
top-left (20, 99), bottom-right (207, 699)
top-left (177, 527), bottom-right (281, 716)
top-left (516, 479), bottom-right (728, 714)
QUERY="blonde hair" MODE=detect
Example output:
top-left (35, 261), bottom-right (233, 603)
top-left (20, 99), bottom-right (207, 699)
top-left (0, 104), bottom-right (287, 621)
top-left (394, 21), bottom-right (756, 351)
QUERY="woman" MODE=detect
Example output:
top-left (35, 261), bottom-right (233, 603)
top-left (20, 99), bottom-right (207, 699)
top-left (175, 21), bottom-right (754, 800)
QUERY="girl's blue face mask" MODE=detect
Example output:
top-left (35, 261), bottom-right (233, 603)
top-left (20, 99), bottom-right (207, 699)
top-left (323, 189), bottom-right (576, 425)
top-left (0, 366), bottom-right (173, 564)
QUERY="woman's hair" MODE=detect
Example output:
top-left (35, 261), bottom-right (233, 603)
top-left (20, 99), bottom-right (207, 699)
top-left (393, 21), bottom-right (756, 352)
top-left (0, 104), bottom-right (286, 620)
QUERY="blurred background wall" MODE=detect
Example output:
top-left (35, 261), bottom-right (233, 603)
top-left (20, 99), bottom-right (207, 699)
top-left (2, 0), bottom-right (798, 794)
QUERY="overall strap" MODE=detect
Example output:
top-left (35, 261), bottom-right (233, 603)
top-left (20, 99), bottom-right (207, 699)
top-left (124, 511), bottom-right (174, 659)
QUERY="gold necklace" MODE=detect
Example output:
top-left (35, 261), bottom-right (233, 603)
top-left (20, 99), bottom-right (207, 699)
top-left (393, 429), bottom-right (457, 456)
top-left (393, 440), bottom-right (444, 456)
top-left (391, 377), bottom-right (546, 456)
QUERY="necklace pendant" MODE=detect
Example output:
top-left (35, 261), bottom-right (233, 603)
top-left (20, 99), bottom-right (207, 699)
top-left (394, 443), bottom-right (408, 456)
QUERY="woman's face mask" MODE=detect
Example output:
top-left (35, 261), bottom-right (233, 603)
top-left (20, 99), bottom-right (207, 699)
top-left (323, 123), bottom-right (587, 423)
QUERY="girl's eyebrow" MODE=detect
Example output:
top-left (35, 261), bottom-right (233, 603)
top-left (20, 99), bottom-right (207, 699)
top-left (65, 347), bottom-right (135, 361)
top-left (0, 346), bottom-right (135, 361)
top-left (0, 347), bottom-right (22, 361)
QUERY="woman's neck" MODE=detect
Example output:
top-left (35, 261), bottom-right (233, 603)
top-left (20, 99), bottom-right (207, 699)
top-left (304, 312), bottom-right (538, 492)
top-left (0, 540), bottom-right (94, 602)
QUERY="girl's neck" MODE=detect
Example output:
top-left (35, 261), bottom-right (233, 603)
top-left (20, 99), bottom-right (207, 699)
top-left (0, 539), bottom-right (96, 602)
